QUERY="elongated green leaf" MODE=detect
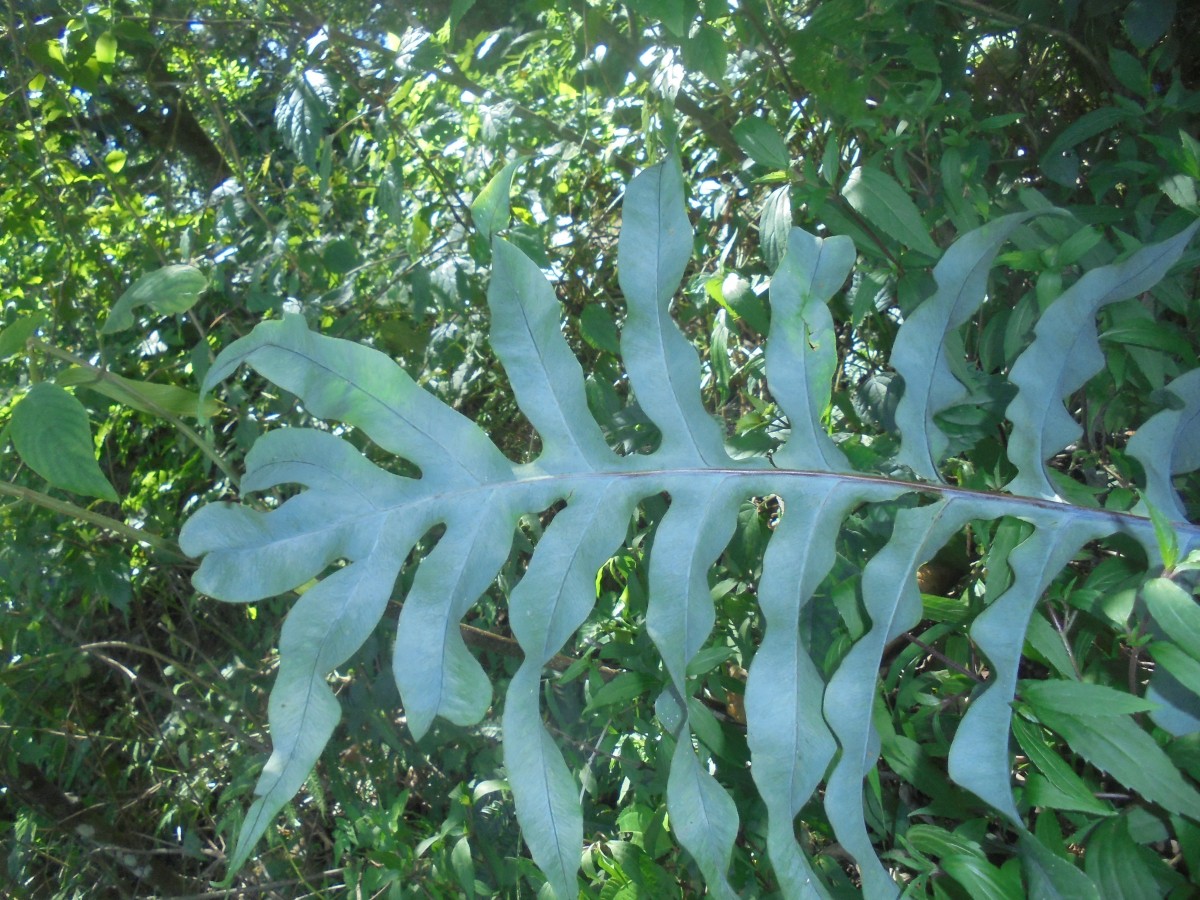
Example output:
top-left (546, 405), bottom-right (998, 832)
top-left (759, 185), bottom-right (792, 272)
top-left (102, 264), bottom-right (208, 334)
top-left (1007, 223), bottom-right (1199, 499)
top-left (1011, 717), bottom-right (1114, 817)
top-left (892, 212), bottom-right (1053, 479)
top-left (1084, 818), bottom-right (1164, 898)
top-left (841, 166), bottom-right (940, 257)
top-left (10, 382), bottom-right (119, 502)
top-left (767, 228), bottom-right (854, 472)
top-left (1149, 642), bottom-right (1200, 698)
top-left (1143, 578), bottom-right (1200, 662)
top-left (1020, 679), bottom-right (1160, 716)
top-left (56, 365), bottom-right (221, 418)
top-left (1028, 705), bottom-right (1200, 817)
top-left (1018, 831), bottom-right (1101, 900)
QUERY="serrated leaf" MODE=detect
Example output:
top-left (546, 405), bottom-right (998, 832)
top-left (275, 70), bottom-right (334, 167)
top-left (103, 264), bottom-right (208, 334)
top-left (1020, 679), bottom-right (1159, 716)
top-left (1011, 716), bottom-right (1114, 817)
top-left (1143, 578), bottom-right (1200, 662)
top-left (10, 383), bottom-right (119, 502)
top-left (1124, 0), bottom-right (1175, 52)
top-left (1030, 706), bottom-right (1200, 817)
top-left (1018, 830), bottom-right (1101, 900)
top-left (841, 166), bottom-right (940, 257)
top-left (1006, 222), bottom-right (1199, 500)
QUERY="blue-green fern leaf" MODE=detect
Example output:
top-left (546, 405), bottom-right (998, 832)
top-left (182, 158), bottom-right (1200, 895)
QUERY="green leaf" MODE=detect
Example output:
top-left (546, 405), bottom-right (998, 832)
top-left (1043, 107), bottom-right (1129, 164)
top-left (1019, 679), bottom-right (1159, 716)
top-left (472, 157), bottom-right (525, 244)
top-left (1143, 578), bottom-right (1200, 661)
top-left (322, 238), bottom-right (360, 275)
top-left (732, 117), bottom-right (791, 171)
top-left (840, 166), bottom-right (940, 257)
top-left (0, 315), bottom-right (43, 361)
top-left (584, 671), bottom-right (659, 712)
top-left (275, 70), bottom-right (334, 167)
top-left (682, 23), bottom-right (726, 83)
top-left (1085, 818), bottom-right (1166, 898)
top-left (1125, 0), bottom-right (1175, 50)
top-left (758, 185), bottom-right (791, 272)
top-left (1017, 832), bottom-right (1100, 900)
top-left (10, 383), bottom-right (119, 502)
top-left (94, 31), bottom-right (117, 65)
top-left (580, 305), bottom-right (621, 355)
top-left (103, 264), bottom-right (208, 334)
top-left (103, 149), bottom-right (126, 173)
top-left (1029, 705), bottom-right (1200, 818)
top-left (1149, 642), bottom-right (1200, 698)
top-left (56, 365), bottom-right (221, 419)
top-left (1011, 716), bottom-right (1114, 816)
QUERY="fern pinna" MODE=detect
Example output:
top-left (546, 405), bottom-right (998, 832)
top-left (181, 158), bottom-right (1200, 897)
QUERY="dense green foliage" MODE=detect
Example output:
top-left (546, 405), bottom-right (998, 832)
top-left (3, 0), bottom-right (1200, 896)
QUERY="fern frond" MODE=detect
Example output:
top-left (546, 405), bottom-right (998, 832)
top-left (182, 158), bottom-right (1200, 895)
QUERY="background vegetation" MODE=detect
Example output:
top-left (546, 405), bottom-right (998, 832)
top-left (2, 0), bottom-right (1199, 896)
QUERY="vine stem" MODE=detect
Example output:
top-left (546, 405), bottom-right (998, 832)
top-left (27, 337), bottom-right (240, 487)
top-left (0, 479), bottom-right (185, 559)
